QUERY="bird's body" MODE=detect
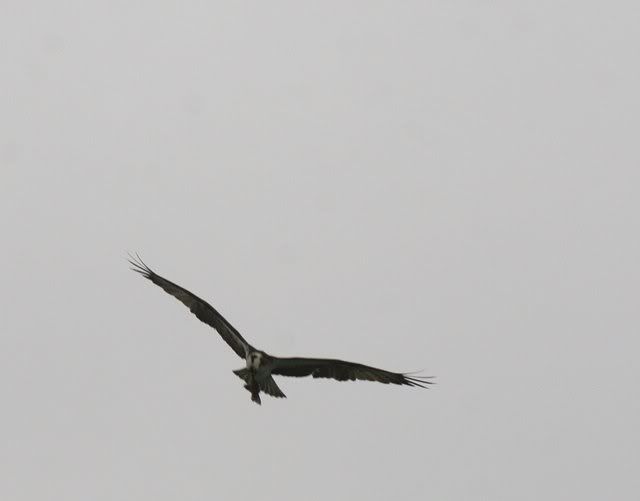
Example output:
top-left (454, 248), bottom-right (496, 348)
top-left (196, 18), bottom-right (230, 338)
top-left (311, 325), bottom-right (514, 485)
top-left (239, 351), bottom-right (277, 405)
top-left (129, 255), bottom-right (433, 404)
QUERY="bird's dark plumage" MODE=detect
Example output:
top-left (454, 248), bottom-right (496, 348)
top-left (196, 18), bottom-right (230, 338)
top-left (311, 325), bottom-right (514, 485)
top-left (271, 358), bottom-right (432, 388)
top-left (129, 254), bottom-right (434, 403)
top-left (128, 254), bottom-right (253, 358)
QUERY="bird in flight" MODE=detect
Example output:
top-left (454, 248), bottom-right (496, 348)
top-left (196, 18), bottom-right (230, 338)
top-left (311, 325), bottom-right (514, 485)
top-left (128, 254), bottom-right (433, 404)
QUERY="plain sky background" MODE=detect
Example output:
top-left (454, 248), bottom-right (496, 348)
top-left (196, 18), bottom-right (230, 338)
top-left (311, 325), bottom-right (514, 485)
top-left (2, 2), bottom-right (639, 500)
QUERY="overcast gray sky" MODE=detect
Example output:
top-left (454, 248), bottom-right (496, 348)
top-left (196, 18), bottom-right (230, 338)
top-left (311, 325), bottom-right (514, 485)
top-left (2, 2), bottom-right (639, 500)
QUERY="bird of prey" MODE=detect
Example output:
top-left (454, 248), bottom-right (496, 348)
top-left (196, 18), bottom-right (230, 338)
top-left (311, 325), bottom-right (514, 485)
top-left (128, 254), bottom-right (433, 404)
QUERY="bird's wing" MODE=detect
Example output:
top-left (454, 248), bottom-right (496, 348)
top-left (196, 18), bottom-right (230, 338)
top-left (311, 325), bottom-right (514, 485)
top-left (129, 254), bottom-right (253, 359)
top-left (270, 357), bottom-right (433, 388)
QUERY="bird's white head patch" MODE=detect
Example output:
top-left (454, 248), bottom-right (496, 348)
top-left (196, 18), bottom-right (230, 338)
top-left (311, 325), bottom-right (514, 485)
top-left (247, 352), bottom-right (263, 369)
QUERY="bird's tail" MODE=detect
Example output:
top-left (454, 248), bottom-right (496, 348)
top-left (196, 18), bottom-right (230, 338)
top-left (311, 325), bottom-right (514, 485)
top-left (260, 376), bottom-right (286, 398)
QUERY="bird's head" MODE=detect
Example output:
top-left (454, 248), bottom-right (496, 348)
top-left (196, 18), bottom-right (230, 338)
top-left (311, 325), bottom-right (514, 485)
top-left (247, 351), bottom-right (265, 369)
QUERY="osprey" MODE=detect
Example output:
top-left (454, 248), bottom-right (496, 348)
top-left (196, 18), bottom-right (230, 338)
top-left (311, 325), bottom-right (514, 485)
top-left (129, 255), bottom-right (433, 404)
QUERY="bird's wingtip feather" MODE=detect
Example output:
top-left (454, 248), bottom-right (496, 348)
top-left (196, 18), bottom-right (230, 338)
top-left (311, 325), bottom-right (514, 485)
top-left (403, 374), bottom-right (436, 388)
top-left (127, 252), bottom-right (153, 278)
